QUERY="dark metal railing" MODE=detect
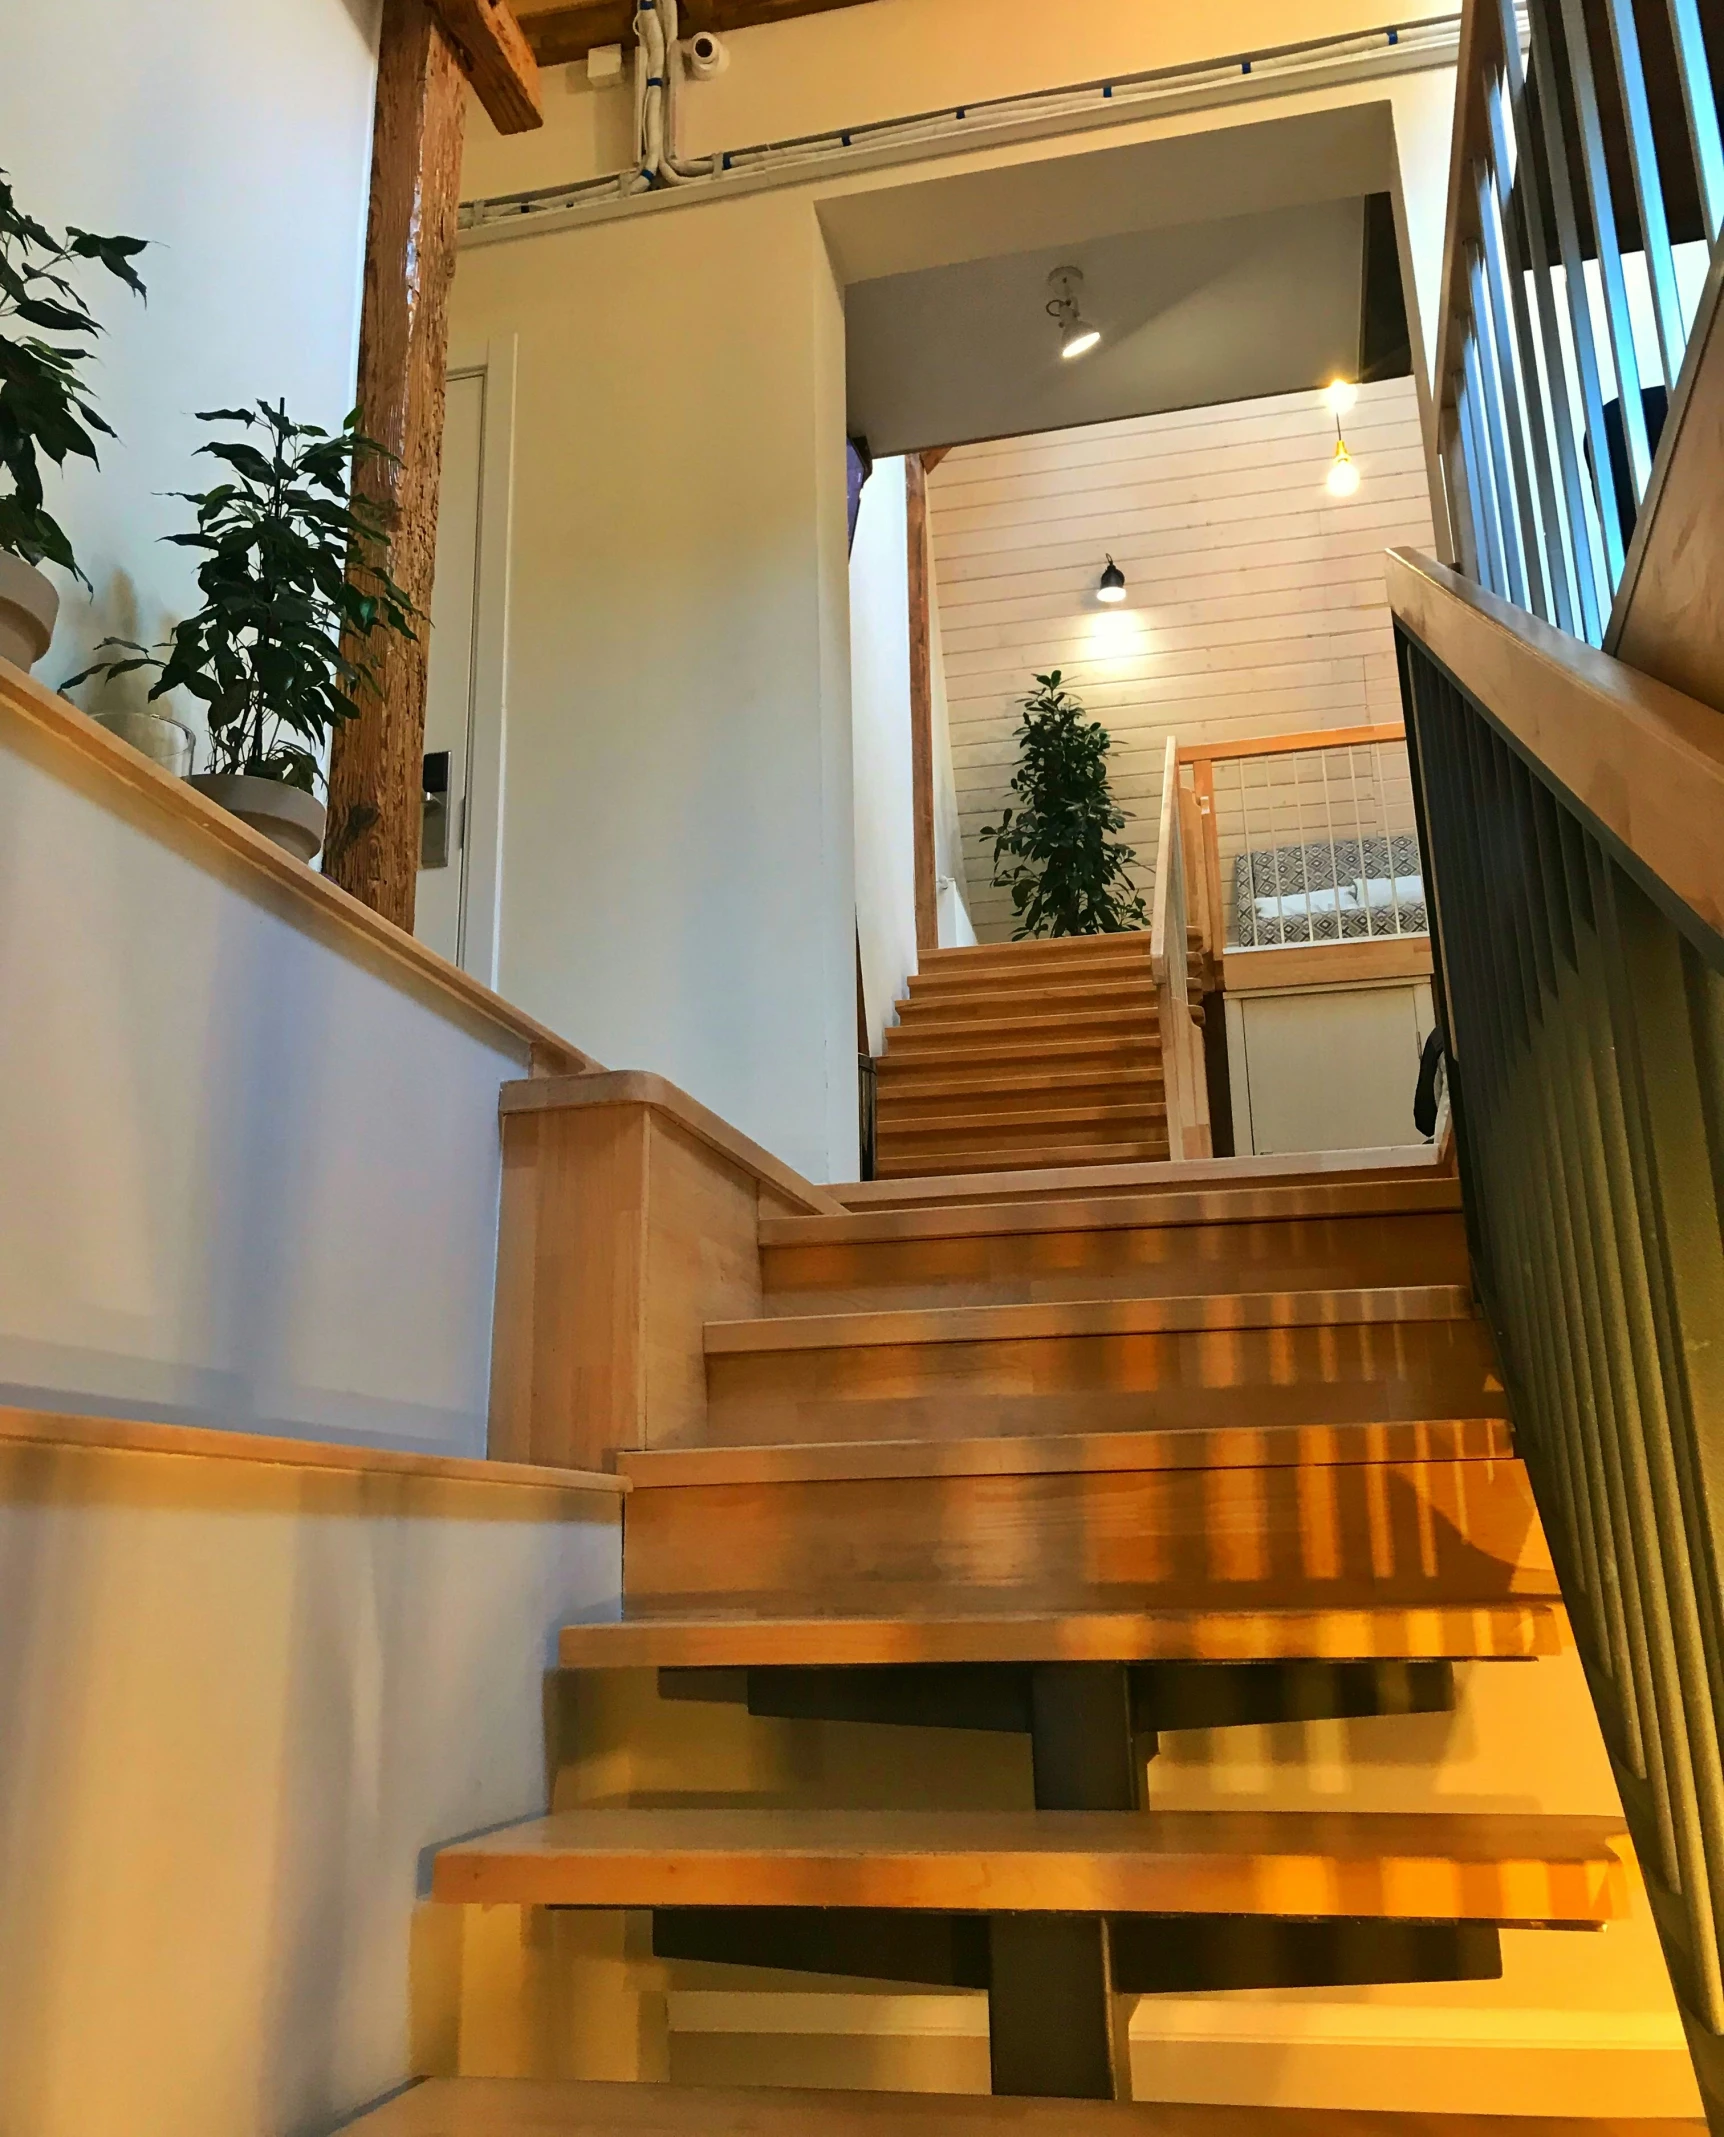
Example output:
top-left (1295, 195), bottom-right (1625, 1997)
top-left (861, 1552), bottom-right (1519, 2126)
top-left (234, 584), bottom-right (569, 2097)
top-left (1397, 602), bottom-right (1724, 2123)
top-left (1437, 0), bottom-right (1724, 639)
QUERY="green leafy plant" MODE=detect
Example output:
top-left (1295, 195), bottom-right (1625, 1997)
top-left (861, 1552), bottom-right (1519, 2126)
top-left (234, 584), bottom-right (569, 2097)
top-left (65, 401), bottom-right (417, 792)
top-left (0, 169), bottom-right (146, 581)
top-left (980, 668), bottom-right (1148, 938)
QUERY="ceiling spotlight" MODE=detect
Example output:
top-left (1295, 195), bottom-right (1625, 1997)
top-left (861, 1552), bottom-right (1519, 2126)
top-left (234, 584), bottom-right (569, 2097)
top-left (1048, 266), bottom-right (1101, 361)
top-left (1325, 377), bottom-right (1359, 416)
top-left (1096, 555), bottom-right (1127, 603)
top-left (1327, 436), bottom-right (1361, 497)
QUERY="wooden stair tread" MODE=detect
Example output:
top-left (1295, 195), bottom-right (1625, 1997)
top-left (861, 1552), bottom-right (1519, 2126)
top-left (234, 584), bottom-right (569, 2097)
top-left (883, 1009), bottom-right (1158, 1045)
top-left (703, 1287), bottom-right (1476, 1356)
top-left (620, 1419), bottom-right (1514, 1487)
top-left (877, 1038), bottom-right (1160, 1073)
top-left (347, 2079), bottom-right (1706, 2136)
top-left (836, 1148), bottom-right (1446, 1209)
top-left (760, 1176), bottom-right (1463, 1248)
top-left (559, 1599), bottom-right (1564, 1668)
top-left (430, 1806), bottom-right (1628, 1923)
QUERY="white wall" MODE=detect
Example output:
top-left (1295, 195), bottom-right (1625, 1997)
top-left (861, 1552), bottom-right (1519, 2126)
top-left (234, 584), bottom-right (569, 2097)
top-left (849, 459), bottom-right (920, 1054)
top-left (1, 0), bottom-right (379, 694)
top-left (452, 195), bottom-right (860, 1183)
top-left (0, 727), bottom-right (525, 1456)
top-left (931, 377), bottom-right (1435, 940)
top-left (0, 1439), bottom-right (620, 2137)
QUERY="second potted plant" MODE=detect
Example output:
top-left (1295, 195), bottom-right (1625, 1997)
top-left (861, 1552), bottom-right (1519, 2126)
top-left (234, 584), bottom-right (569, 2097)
top-left (0, 168), bottom-right (146, 670)
top-left (66, 400), bottom-right (417, 861)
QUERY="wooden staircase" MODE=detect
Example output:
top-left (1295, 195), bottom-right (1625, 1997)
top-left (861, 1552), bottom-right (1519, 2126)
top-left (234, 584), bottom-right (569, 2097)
top-left (874, 935), bottom-right (1175, 1178)
top-left (355, 1114), bottom-right (1689, 2132)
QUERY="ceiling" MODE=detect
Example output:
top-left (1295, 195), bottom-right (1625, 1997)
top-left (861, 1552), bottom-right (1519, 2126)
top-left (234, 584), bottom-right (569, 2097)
top-left (844, 195), bottom-right (1371, 457)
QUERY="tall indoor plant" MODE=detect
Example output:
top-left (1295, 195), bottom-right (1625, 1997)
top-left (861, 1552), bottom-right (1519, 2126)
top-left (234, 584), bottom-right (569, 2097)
top-left (0, 169), bottom-right (146, 669)
top-left (980, 668), bottom-right (1148, 937)
top-left (66, 400), bottom-right (417, 862)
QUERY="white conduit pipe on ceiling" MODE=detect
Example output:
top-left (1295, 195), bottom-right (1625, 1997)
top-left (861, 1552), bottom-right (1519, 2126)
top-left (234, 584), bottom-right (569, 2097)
top-left (464, 8), bottom-right (1486, 233)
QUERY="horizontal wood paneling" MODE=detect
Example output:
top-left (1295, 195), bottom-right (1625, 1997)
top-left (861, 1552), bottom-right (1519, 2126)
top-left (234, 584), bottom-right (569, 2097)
top-left (928, 381), bottom-right (1435, 942)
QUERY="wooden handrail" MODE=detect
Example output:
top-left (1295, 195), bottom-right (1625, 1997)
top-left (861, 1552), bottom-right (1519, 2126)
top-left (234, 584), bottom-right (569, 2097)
top-left (1177, 723), bottom-right (1405, 767)
top-left (1387, 546), bottom-right (1724, 943)
top-left (0, 653), bottom-right (600, 1075)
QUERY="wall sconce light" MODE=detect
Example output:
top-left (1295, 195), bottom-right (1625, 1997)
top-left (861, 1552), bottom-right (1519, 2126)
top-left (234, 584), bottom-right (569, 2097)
top-left (1048, 266), bottom-right (1101, 361)
top-left (1096, 555), bottom-right (1127, 603)
top-left (1325, 379), bottom-right (1360, 497)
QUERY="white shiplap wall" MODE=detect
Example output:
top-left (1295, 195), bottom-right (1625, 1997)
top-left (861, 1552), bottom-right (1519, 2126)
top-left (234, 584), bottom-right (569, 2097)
top-left (927, 378), bottom-right (1435, 942)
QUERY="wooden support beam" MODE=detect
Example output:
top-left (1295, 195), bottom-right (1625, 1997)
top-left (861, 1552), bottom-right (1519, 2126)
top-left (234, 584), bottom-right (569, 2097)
top-left (906, 452), bottom-right (938, 957)
top-left (518, 0), bottom-right (876, 69)
top-left (430, 0), bottom-right (545, 132)
top-left (325, 0), bottom-right (469, 928)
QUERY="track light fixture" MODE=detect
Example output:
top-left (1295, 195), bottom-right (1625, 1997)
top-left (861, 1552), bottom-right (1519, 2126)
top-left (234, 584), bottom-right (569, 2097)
top-left (1096, 556), bottom-right (1127, 603)
top-left (1048, 266), bottom-right (1101, 361)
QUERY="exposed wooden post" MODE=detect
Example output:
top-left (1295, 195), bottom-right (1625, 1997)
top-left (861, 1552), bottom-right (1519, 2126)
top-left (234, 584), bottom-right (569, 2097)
top-left (905, 452), bottom-right (938, 957)
top-left (326, 0), bottom-right (540, 928)
top-left (324, 0), bottom-right (468, 925)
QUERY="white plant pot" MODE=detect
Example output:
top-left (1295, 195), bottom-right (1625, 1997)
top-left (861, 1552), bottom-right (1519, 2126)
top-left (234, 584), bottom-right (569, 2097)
top-left (190, 773), bottom-right (326, 864)
top-left (96, 705), bottom-right (195, 780)
top-left (0, 552), bottom-right (60, 673)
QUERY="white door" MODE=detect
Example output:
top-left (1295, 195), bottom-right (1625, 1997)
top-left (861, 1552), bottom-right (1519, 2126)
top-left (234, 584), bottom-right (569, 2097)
top-left (417, 370), bottom-right (486, 966)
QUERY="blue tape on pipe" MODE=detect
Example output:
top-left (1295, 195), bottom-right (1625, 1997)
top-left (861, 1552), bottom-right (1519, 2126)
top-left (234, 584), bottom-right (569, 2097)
top-left (1102, 83), bottom-right (1113, 97)
top-left (1241, 57), bottom-right (1252, 71)
top-left (1388, 25), bottom-right (1399, 41)
top-left (647, 75), bottom-right (664, 85)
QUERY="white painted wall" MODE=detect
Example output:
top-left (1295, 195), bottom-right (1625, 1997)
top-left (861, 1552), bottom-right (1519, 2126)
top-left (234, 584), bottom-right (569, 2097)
top-left (0, 729), bottom-right (525, 1455)
top-left (849, 459), bottom-right (919, 1054)
top-left (931, 377), bottom-right (1436, 940)
top-left (0, 0), bottom-right (379, 695)
top-left (0, 1440), bottom-right (620, 2137)
top-left (452, 194), bottom-right (860, 1183)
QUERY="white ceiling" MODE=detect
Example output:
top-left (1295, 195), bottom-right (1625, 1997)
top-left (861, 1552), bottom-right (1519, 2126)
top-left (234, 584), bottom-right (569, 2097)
top-left (844, 194), bottom-right (1367, 456)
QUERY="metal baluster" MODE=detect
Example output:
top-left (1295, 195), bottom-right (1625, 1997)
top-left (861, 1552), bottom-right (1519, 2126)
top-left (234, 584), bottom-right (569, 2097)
top-left (1464, 334), bottom-right (1517, 599)
top-left (1484, 66), bottom-right (1581, 632)
top-left (1558, 0), bottom-right (1655, 506)
top-left (1602, 0), bottom-right (1690, 371)
top-left (1527, 0), bottom-right (1633, 588)
top-left (1458, 375), bottom-right (1504, 595)
top-left (1664, 0), bottom-right (1724, 244)
top-left (1493, 0), bottom-right (1608, 637)
top-left (1476, 153), bottom-right (1553, 616)
top-left (1468, 247), bottom-right (1533, 608)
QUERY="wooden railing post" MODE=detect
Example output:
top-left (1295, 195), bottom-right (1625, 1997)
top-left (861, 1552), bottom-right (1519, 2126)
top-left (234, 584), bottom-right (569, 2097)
top-left (1150, 736), bottom-right (1212, 1163)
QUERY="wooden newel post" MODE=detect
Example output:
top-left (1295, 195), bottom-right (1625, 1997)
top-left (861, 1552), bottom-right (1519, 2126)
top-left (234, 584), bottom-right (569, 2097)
top-left (326, 0), bottom-right (542, 929)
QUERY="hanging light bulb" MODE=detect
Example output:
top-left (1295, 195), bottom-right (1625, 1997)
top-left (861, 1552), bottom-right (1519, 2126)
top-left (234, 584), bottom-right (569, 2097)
top-left (1327, 436), bottom-right (1361, 497)
top-left (1047, 266), bottom-right (1101, 361)
top-left (1096, 555), bottom-right (1127, 603)
top-left (1325, 377), bottom-right (1359, 417)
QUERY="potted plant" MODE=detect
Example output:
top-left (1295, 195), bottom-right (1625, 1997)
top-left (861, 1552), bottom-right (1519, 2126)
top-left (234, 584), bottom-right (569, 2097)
top-left (980, 668), bottom-right (1148, 937)
top-left (65, 400), bottom-right (417, 862)
top-left (0, 169), bottom-right (146, 670)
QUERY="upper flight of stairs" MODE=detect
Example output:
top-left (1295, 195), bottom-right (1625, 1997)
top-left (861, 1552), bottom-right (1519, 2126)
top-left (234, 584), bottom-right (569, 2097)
top-left (875, 934), bottom-right (1173, 1178)
top-left (360, 1137), bottom-right (1664, 2131)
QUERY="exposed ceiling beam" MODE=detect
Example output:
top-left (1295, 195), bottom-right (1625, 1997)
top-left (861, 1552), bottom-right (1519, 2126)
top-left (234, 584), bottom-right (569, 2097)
top-left (430, 0), bottom-right (544, 132)
top-left (519, 0), bottom-right (878, 70)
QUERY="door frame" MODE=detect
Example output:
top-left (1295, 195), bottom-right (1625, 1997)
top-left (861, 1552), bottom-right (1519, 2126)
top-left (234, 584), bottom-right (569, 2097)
top-left (439, 333), bottom-right (517, 988)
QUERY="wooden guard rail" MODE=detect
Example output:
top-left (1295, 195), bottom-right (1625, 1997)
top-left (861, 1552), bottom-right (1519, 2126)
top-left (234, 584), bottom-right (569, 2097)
top-left (1177, 722), bottom-right (1419, 971)
top-left (1149, 734), bottom-right (1211, 1162)
top-left (1391, 542), bottom-right (1724, 2122)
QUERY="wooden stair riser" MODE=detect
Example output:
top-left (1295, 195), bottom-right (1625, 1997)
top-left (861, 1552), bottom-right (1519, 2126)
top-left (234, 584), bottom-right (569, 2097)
top-left (914, 940), bottom-right (1157, 979)
top-left (882, 1104), bottom-right (1169, 1154)
top-left (703, 1320), bottom-right (1506, 1446)
top-left (893, 985), bottom-right (1159, 1026)
top-left (875, 1139), bottom-right (1173, 1179)
top-left (877, 1039), bottom-right (1163, 1079)
top-left (881, 1017), bottom-right (1159, 1059)
top-left (876, 1071), bottom-right (1165, 1120)
top-left (761, 1212), bottom-right (1471, 1314)
top-left (619, 1456), bottom-right (1554, 1615)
